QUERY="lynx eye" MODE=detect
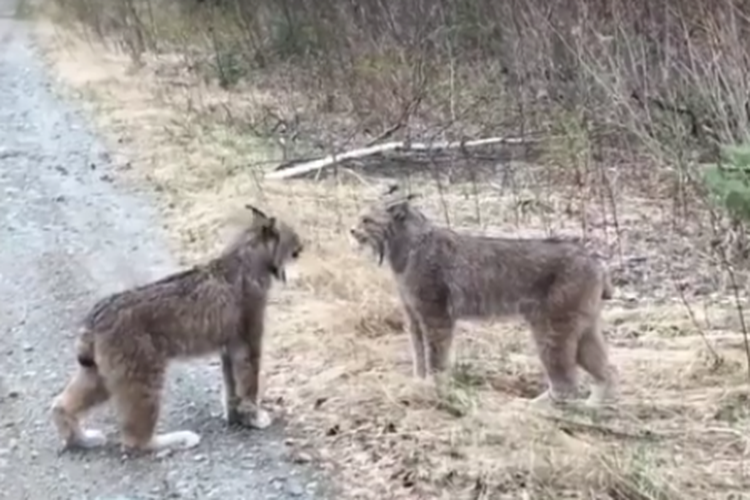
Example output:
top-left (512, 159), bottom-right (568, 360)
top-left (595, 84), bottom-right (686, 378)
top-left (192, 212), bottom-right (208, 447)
top-left (291, 246), bottom-right (303, 259)
top-left (362, 216), bottom-right (374, 225)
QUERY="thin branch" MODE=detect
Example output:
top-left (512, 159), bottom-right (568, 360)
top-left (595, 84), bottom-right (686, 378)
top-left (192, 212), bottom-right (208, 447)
top-left (265, 136), bottom-right (537, 180)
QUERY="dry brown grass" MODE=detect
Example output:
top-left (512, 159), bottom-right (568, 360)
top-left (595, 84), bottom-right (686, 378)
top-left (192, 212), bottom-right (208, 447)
top-left (31, 22), bottom-right (750, 500)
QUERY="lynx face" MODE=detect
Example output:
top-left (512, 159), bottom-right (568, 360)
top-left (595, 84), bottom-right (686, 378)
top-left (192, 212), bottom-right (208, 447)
top-left (268, 219), bottom-right (304, 282)
top-left (350, 192), bottom-right (424, 265)
top-left (236, 205), bottom-right (304, 282)
top-left (349, 205), bottom-right (393, 265)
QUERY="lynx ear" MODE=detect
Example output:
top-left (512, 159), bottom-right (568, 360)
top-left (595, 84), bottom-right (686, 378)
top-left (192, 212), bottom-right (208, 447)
top-left (386, 192), bottom-right (420, 220)
top-left (260, 216), bottom-right (278, 240)
top-left (245, 204), bottom-right (269, 221)
top-left (386, 201), bottom-right (410, 220)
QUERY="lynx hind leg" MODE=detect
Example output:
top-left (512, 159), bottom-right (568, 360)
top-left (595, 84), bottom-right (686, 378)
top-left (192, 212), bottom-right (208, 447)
top-left (577, 321), bottom-right (617, 407)
top-left (112, 371), bottom-right (200, 452)
top-left (530, 318), bottom-right (581, 405)
top-left (50, 366), bottom-right (110, 449)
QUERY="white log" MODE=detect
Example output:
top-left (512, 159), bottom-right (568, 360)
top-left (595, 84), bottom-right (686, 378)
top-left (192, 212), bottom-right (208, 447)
top-left (264, 136), bottom-right (532, 180)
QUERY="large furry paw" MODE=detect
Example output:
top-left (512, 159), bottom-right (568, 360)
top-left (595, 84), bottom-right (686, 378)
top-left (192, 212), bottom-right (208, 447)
top-left (67, 428), bottom-right (107, 449)
top-left (229, 402), bottom-right (274, 430)
top-left (246, 408), bottom-right (273, 429)
top-left (584, 384), bottom-right (617, 408)
top-left (530, 389), bottom-right (576, 408)
top-left (146, 430), bottom-right (201, 451)
top-left (530, 389), bottom-right (553, 407)
top-left (430, 370), bottom-right (451, 390)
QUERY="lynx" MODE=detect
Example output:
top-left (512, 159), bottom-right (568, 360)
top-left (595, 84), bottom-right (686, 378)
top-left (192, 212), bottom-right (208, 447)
top-left (51, 205), bottom-right (303, 452)
top-left (349, 187), bottom-right (616, 407)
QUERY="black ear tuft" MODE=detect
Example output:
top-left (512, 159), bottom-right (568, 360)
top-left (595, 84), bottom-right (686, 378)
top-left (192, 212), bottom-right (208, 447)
top-left (383, 184), bottom-right (400, 196)
top-left (245, 204), bottom-right (269, 220)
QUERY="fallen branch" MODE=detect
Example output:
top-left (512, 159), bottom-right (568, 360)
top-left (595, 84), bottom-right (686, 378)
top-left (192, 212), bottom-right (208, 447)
top-left (264, 136), bottom-right (534, 181)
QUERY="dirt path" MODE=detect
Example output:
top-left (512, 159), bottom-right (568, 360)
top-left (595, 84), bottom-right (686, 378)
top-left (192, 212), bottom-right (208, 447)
top-left (0, 4), bottom-right (330, 500)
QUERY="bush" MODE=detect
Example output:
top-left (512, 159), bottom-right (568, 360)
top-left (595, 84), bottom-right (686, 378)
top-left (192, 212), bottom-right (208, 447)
top-left (703, 143), bottom-right (750, 224)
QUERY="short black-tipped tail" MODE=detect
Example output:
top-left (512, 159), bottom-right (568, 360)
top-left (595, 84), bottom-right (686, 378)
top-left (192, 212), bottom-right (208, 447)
top-left (75, 328), bottom-right (97, 369)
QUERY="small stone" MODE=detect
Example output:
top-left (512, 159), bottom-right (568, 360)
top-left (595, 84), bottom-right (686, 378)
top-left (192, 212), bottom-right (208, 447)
top-left (287, 480), bottom-right (305, 497)
top-left (292, 452), bottom-right (312, 464)
top-left (270, 477), bottom-right (286, 491)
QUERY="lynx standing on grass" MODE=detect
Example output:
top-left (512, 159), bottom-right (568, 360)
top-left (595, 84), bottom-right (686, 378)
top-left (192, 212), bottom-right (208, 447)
top-left (51, 205), bottom-right (303, 452)
top-left (349, 186), bottom-right (617, 407)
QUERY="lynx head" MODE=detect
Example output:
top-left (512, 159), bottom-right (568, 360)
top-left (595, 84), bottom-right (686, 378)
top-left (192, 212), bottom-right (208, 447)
top-left (349, 185), bottom-right (425, 265)
top-left (227, 204), bottom-right (303, 282)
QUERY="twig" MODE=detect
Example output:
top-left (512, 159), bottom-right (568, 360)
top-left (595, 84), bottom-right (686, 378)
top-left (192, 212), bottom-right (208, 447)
top-left (541, 414), bottom-right (663, 442)
top-left (671, 275), bottom-right (721, 364)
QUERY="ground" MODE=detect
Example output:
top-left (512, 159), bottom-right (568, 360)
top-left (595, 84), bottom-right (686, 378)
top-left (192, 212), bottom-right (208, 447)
top-left (0, 3), bottom-right (331, 499)
top-left (2, 1), bottom-right (750, 499)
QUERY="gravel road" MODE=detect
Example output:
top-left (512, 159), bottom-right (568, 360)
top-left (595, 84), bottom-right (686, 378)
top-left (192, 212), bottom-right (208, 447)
top-left (0, 5), bottom-right (330, 500)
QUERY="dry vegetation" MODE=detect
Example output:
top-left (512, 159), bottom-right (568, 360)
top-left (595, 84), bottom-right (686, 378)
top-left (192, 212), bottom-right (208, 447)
top-left (26, 0), bottom-right (750, 497)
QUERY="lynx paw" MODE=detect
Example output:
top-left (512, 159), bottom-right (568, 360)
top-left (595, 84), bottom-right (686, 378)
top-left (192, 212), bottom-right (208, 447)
top-left (584, 384), bottom-right (617, 408)
top-left (246, 408), bottom-right (273, 429)
top-left (148, 430), bottom-right (201, 451)
top-left (530, 390), bottom-right (553, 406)
top-left (530, 389), bottom-right (574, 408)
top-left (69, 429), bottom-right (107, 449)
top-left (229, 401), bottom-right (274, 430)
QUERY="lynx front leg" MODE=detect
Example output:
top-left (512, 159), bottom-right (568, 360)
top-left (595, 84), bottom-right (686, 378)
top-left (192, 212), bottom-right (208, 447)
top-left (577, 321), bottom-right (618, 407)
top-left (229, 316), bottom-right (272, 430)
top-left (404, 307), bottom-right (427, 378)
top-left (529, 319), bottom-right (580, 406)
top-left (421, 315), bottom-right (456, 377)
top-left (220, 346), bottom-right (241, 425)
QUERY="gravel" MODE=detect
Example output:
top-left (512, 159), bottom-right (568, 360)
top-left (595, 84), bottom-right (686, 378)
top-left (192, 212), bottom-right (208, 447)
top-left (0, 6), bottom-right (331, 500)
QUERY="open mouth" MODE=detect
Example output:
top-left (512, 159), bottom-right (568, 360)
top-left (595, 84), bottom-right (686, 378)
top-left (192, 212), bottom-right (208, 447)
top-left (349, 228), bottom-right (368, 247)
